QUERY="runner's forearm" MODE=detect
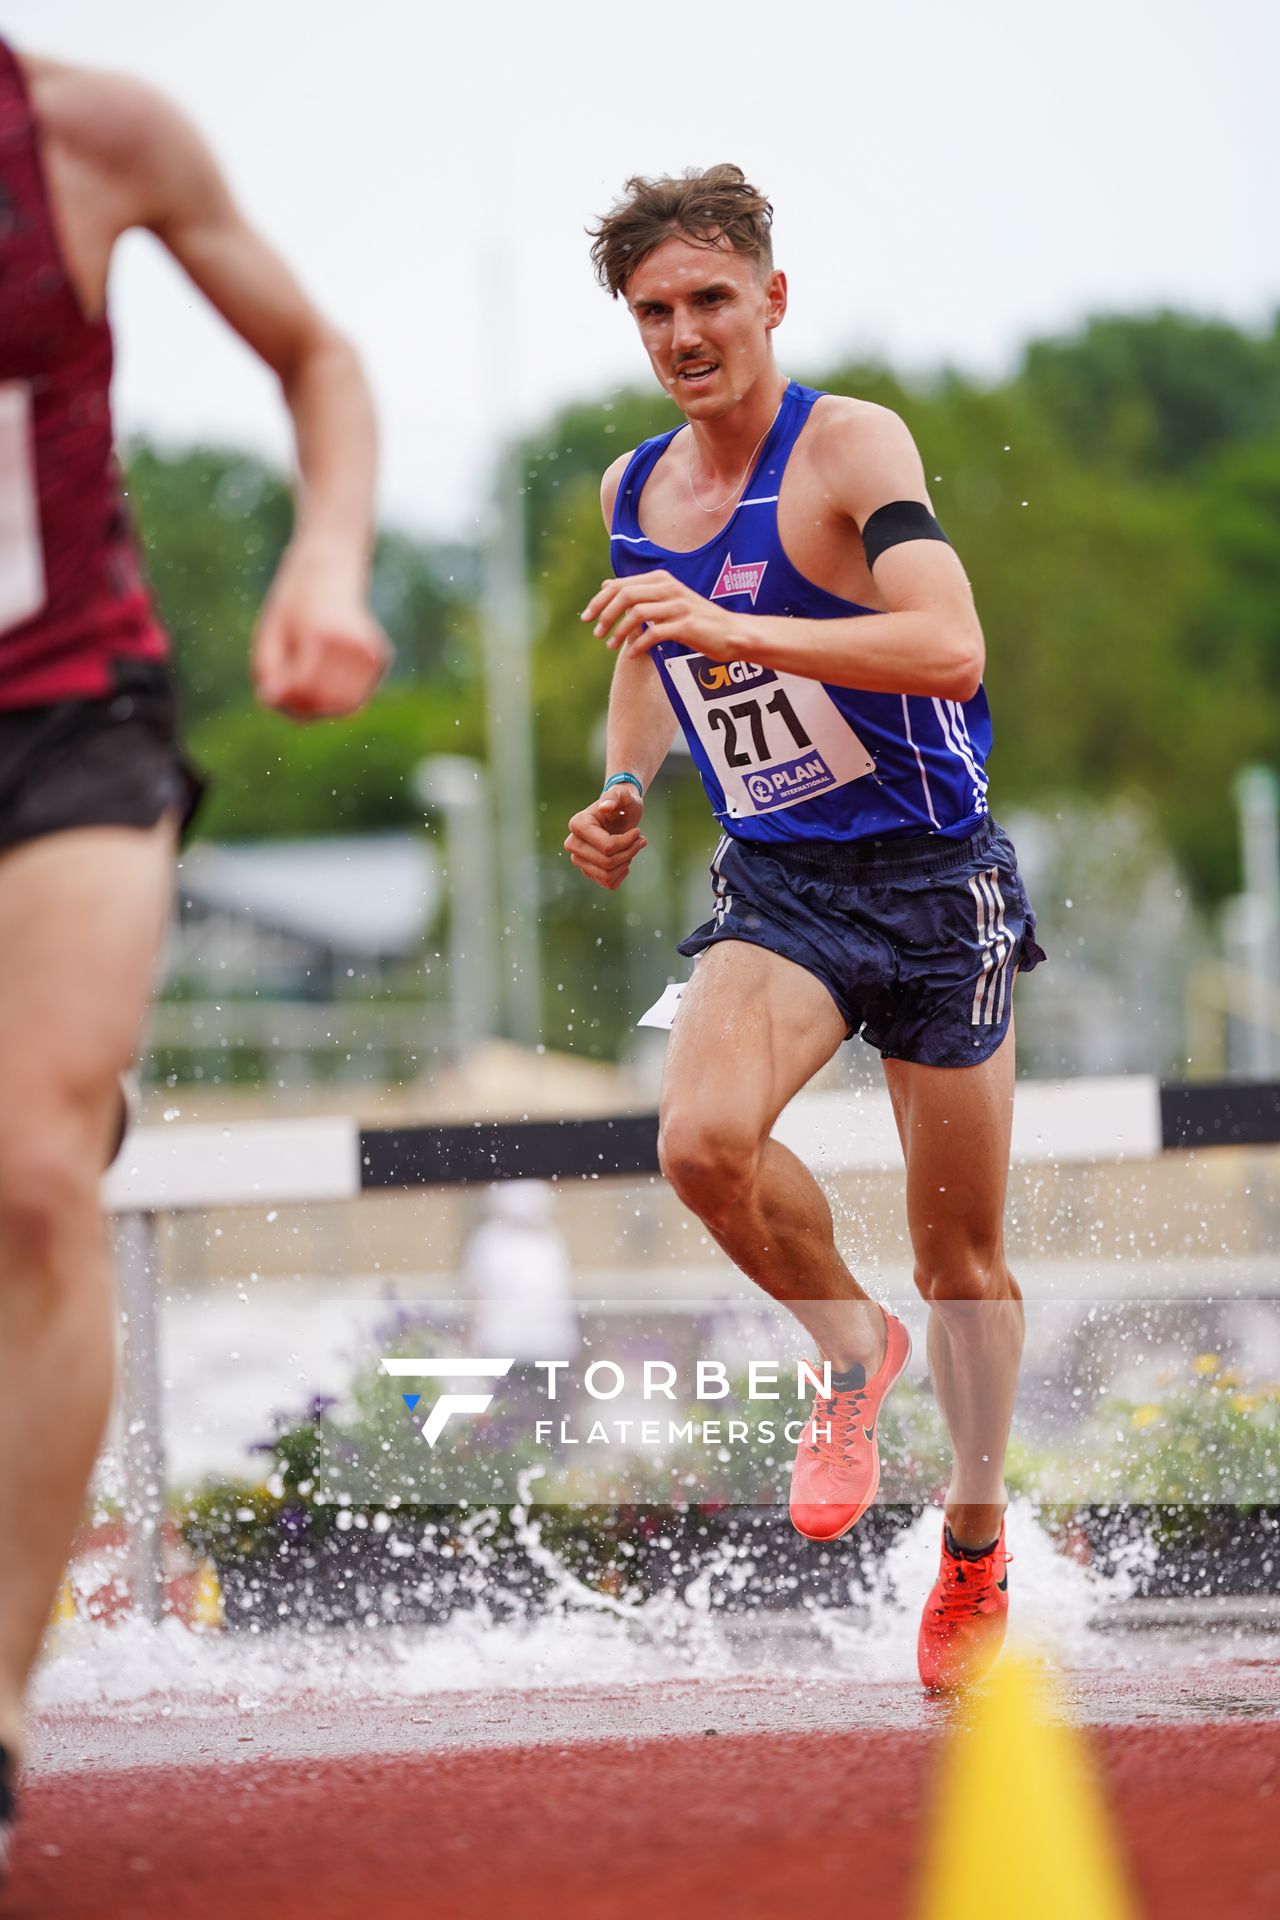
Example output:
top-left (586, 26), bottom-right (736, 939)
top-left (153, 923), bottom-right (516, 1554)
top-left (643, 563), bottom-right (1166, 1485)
top-left (277, 330), bottom-right (378, 591)
top-left (605, 648), bottom-right (679, 791)
top-left (725, 610), bottom-right (983, 702)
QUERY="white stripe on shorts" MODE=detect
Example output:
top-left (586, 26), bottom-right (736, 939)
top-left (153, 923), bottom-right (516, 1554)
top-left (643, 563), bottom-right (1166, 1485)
top-left (986, 867), bottom-right (1013, 1024)
top-left (968, 866), bottom-right (1014, 1026)
top-left (711, 833), bottom-right (733, 928)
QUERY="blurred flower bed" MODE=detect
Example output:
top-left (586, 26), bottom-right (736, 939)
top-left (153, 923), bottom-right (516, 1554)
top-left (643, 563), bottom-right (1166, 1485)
top-left (1063, 1353), bottom-right (1280, 1594)
top-left (1088, 1354), bottom-right (1280, 1504)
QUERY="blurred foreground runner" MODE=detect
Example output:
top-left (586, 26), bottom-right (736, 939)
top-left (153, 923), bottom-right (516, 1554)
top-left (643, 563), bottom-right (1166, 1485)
top-left (0, 39), bottom-right (389, 1877)
top-left (566, 165), bottom-right (1045, 1693)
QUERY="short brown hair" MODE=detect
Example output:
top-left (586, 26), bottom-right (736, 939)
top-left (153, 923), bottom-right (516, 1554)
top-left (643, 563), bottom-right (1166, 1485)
top-left (589, 164), bottom-right (774, 299)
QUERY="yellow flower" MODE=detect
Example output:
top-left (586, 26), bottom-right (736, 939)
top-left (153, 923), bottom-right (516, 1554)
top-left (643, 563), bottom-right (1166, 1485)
top-left (1130, 1405), bottom-right (1162, 1430)
top-left (1218, 1368), bottom-right (1242, 1390)
top-left (1192, 1354), bottom-right (1221, 1377)
top-left (1231, 1393), bottom-right (1260, 1415)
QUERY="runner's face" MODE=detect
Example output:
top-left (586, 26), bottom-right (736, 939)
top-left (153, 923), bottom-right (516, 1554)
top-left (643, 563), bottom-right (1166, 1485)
top-left (624, 234), bottom-right (785, 420)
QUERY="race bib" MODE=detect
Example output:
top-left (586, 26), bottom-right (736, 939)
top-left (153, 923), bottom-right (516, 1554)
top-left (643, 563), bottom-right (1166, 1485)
top-left (666, 653), bottom-right (875, 819)
top-left (0, 383), bottom-right (46, 636)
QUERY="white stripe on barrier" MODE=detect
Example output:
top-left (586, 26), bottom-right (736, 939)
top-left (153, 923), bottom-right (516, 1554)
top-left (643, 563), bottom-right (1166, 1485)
top-left (1009, 1074), bottom-right (1163, 1166)
top-left (772, 1075), bottom-right (1163, 1174)
top-left (772, 1090), bottom-right (901, 1173)
top-left (101, 1075), bottom-right (1167, 1215)
top-left (104, 1117), bottom-right (361, 1214)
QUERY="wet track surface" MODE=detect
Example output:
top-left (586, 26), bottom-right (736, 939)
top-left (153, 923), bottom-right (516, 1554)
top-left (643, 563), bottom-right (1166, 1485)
top-left (11, 1506), bottom-right (1280, 1920)
top-left (22, 1641), bottom-right (1280, 1775)
top-left (5, 1646), bottom-right (1278, 1920)
top-left (8, 1712), bottom-right (1280, 1919)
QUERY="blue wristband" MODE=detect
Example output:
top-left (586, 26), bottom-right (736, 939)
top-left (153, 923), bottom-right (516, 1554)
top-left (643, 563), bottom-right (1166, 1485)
top-left (602, 771), bottom-right (644, 798)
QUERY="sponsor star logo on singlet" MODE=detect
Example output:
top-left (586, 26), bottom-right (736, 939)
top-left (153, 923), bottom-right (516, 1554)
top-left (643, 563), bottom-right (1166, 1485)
top-left (709, 553), bottom-right (768, 605)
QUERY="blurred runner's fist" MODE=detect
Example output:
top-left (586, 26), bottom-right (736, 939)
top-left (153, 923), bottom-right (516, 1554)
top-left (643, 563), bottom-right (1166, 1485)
top-left (252, 560), bottom-right (392, 718)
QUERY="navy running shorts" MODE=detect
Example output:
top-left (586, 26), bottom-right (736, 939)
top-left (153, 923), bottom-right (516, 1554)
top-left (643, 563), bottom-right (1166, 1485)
top-left (676, 818), bottom-right (1046, 1068)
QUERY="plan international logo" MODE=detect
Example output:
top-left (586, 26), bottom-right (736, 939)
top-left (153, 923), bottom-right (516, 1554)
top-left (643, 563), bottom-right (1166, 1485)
top-left (709, 553), bottom-right (768, 605)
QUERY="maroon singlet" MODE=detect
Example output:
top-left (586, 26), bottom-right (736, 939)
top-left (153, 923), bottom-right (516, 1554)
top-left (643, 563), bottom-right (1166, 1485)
top-left (0, 39), bottom-right (168, 710)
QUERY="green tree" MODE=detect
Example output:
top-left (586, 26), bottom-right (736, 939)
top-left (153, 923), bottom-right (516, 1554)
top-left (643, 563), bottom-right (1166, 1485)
top-left (126, 440), bottom-right (474, 722)
top-left (189, 684), bottom-right (484, 841)
top-left (124, 308), bottom-right (1280, 1058)
top-left (519, 311), bottom-right (1280, 1050)
top-left (1017, 310), bottom-right (1280, 476)
top-left (127, 442), bottom-right (291, 723)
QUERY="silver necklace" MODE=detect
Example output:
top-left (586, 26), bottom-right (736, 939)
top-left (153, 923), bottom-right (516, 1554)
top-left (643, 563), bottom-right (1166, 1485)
top-left (685, 393), bottom-right (785, 514)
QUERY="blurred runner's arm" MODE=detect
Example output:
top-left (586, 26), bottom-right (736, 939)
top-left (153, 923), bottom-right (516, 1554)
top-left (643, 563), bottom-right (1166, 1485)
top-left (124, 80), bottom-right (391, 715)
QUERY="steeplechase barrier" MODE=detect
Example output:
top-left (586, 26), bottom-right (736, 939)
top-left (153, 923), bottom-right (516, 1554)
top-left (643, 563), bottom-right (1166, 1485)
top-left (101, 1074), bottom-right (1280, 1622)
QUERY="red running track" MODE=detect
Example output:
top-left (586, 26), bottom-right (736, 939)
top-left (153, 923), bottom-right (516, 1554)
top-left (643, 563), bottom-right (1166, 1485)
top-left (5, 1721), bottom-right (1279, 1920)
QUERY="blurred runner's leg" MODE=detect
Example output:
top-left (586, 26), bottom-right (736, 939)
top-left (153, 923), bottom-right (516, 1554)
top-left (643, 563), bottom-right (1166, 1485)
top-left (0, 817), bottom-right (175, 1761)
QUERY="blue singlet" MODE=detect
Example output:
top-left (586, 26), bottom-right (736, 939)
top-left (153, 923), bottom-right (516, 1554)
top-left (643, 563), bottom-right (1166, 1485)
top-left (609, 380), bottom-right (992, 845)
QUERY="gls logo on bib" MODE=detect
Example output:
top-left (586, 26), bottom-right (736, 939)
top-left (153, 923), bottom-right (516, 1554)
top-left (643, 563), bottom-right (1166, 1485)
top-left (692, 658), bottom-right (775, 701)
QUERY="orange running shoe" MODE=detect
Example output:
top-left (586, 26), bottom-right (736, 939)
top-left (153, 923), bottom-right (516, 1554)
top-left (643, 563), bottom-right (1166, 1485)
top-left (917, 1520), bottom-right (1011, 1693)
top-left (789, 1310), bottom-right (911, 1541)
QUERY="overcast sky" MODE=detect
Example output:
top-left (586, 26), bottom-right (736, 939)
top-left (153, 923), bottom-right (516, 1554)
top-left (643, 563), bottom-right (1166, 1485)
top-left (10, 0), bottom-right (1277, 539)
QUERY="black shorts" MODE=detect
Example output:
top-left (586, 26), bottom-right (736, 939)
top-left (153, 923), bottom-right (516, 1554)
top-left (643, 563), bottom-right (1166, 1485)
top-left (0, 659), bottom-right (206, 856)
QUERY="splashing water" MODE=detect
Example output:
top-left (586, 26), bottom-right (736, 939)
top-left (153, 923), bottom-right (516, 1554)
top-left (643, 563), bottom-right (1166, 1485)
top-left (32, 1500), bottom-right (1174, 1723)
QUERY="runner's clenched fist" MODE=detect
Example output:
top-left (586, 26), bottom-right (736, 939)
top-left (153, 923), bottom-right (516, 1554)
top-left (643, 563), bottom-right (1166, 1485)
top-left (564, 781), bottom-right (648, 890)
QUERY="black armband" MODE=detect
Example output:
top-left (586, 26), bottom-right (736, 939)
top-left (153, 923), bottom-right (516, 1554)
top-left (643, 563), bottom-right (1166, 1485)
top-left (861, 499), bottom-right (949, 569)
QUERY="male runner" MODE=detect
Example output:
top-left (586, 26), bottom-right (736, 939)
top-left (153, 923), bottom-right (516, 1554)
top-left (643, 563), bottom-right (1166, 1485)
top-left (566, 165), bottom-right (1044, 1691)
top-left (0, 42), bottom-right (389, 1875)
